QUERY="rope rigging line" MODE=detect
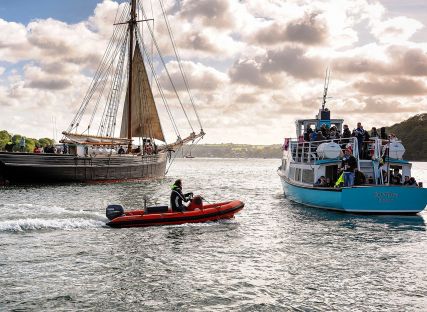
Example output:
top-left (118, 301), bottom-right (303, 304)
top-left (137, 2), bottom-right (195, 133)
top-left (165, 145), bottom-right (183, 175)
top-left (100, 35), bottom-right (128, 137)
top-left (135, 27), bottom-right (181, 138)
top-left (93, 16), bottom-right (130, 137)
top-left (66, 4), bottom-right (130, 134)
top-left (90, 22), bottom-right (129, 132)
top-left (158, 0), bottom-right (203, 131)
top-left (185, 135), bottom-right (203, 155)
top-left (96, 30), bottom-right (129, 137)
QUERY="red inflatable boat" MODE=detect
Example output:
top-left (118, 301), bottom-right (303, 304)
top-left (106, 197), bottom-right (244, 228)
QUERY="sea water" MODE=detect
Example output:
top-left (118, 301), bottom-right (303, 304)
top-left (0, 159), bottom-right (426, 311)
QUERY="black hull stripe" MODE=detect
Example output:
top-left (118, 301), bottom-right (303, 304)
top-left (107, 204), bottom-right (244, 228)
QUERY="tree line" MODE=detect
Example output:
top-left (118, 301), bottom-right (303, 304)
top-left (0, 130), bottom-right (55, 153)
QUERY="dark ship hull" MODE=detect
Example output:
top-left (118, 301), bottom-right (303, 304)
top-left (0, 152), bottom-right (167, 184)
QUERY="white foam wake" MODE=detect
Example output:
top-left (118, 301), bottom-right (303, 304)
top-left (0, 218), bottom-right (106, 232)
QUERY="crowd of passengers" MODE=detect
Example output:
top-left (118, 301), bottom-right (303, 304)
top-left (315, 170), bottom-right (419, 188)
top-left (308, 121), bottom-right (420, 188)
top-left (303, 122), bottom-right (399, 160)
top-left (313, 147), bottom-right (419, 188)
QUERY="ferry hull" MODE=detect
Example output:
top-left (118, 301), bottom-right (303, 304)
top-left (0, 152), bottom-right (167, 184)
top-left (281, 177), bottom-right (427, 214)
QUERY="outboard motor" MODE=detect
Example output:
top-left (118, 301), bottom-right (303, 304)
top-left (106, 204), bottom-right (124, 220)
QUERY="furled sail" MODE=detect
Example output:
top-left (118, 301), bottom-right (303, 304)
top-left (120, 44), bottom-right (165, 142)
top-left (61, 132), bottom-right (131, 145)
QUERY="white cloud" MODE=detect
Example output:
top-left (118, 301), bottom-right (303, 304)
top-left (370, 16), bottom-right (424, 43)
top-left (0, 0), bottom-right (426, 145)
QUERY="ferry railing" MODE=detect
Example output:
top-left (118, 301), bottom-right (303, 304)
top-left (289, 137), bottom-right (358, 164)
top-left (288, 136), bottom-right (415, 186)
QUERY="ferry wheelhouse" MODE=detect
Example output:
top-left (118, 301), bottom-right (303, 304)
top-left (277, 96), bottom-right (427, 214)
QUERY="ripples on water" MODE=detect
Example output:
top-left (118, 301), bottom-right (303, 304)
top-left (1, 159), bottom-right (426, 311)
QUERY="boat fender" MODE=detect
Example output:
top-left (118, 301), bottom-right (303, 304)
top-left (106, 204), bottom-right (125, 220)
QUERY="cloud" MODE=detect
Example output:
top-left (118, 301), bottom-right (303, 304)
top-left (0, 19), bottom-right (34, 62)
top-left (179, 0), bottom-right (234, 30)
top-left (159, 60), bottom-right (228, 92)
top-left (333, 45), bottom-right (427, 77)
top-left (370, 16), bottom-right (424, 43)
top-left (261, 47), bottom-right (324, 79)
top-left (229, 59), bottom-right (271, 87)
top-left (235, 93), bottom-right (259, 104)
top-left (389, 46), bottom-right (427, 76)
top-left (176, 30), bottom-right (222, 53)
top-left (252, 12), bottom-right (328, 46)
top-left (353, 77), bottom-right (427, 95)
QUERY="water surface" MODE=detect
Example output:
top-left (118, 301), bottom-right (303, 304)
top-left (1, 159), bottom-right (426, 311)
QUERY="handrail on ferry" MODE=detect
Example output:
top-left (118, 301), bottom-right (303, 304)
top-left (288, 137), bottom-right (358, 164)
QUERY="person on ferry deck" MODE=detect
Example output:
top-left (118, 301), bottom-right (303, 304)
top-left (407, 177), bottom-right (418, 187)
top-left (314, 176), bottom-right (328, 187)
top-left (329, 126), bottom-right (340, 140)
top-left (380, 127), bottom-right (388, 140)
top-left (388, 133), bottom-right (398, 142)
top-left (170, 179), bottom-right (193, 212)
top-left (370, 127), bottom-right (379, 138)
top-left (403, 176), bottom-right (410, 185)
top-left (341, 124), bottom-right (352, 145)
top-left (316, 131), bottom-right (325, 142)
top-left (309, 131), bottom-right (318, 141)
top-left (390, 168), bottom-right (402, 185)
top-left (353, 122), bottom-right (365, 159)
top-left (118, 146), bottom-right (125, 154)
top-left (320, 124), bottom-right (329, 138)
top-left (354, 169), bottom-right (366, 185)
top-left (341, 148), bottom-right (357, 187)
top-left (304, 128), bottom-right (313, 141)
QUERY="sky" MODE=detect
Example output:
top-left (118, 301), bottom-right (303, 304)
top-left (0, 0), bottom-right (426, 145)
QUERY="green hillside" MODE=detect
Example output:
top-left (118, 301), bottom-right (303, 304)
top-left (386, 113), bottom-right (427, 161)
top-left (179, 143), bottom-right (282, 159)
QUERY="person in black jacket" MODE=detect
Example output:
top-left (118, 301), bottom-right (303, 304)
top-left (170, 179), bottom-right (193, 212)
top-left (341, 149), bottom-right (357, 186)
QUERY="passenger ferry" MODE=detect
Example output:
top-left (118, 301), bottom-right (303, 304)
top-left (277, 81), bottom-right (427, 214)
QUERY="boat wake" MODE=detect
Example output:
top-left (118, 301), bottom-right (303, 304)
top-left (0, 217), bottom-right (106, 232)
top-left (0, 203), bottom-right (107, 232)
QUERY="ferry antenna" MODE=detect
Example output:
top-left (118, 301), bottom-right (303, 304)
top-left (321, 67), bottom-right (331, 110)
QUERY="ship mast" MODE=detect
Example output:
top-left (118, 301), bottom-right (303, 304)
top-left (127, 0), bottom-right (137, 153)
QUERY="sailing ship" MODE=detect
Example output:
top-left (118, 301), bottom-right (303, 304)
top-left (277, 71), bottom-right (427, 214)
top-left (0, 0), bottom-right (204, 184)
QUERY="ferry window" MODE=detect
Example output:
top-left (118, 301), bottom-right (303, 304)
top-left (326, 165), bottom-right (339, 182)
top-left (295, 168), bottom-right (301, 181)
top-left (289, 167), bottom-right (296, 180)
top-left (302, 169), bottom-right (314, 184)
top-left (282, 159), bottom-right (287, 169)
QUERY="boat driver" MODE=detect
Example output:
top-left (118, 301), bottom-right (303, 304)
top-left (170, 179), bottom-right (193, 212)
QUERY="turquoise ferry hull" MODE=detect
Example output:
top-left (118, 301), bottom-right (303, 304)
top-left (281, 177), bottom-right (427, 214)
